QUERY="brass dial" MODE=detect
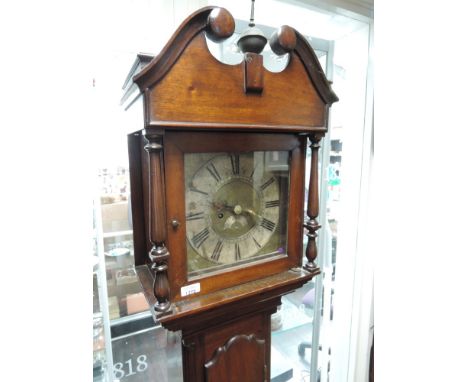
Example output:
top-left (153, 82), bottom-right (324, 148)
top-left (185, 152), bottom-right (282, 266)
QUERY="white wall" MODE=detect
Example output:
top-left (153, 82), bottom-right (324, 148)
top-left (289, 0), bottom-right (373, 20)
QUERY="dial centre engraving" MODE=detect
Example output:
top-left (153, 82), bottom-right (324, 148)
top-left (210, 178), bottom-right (261, 240)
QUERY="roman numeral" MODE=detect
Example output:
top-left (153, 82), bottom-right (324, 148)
top-left (192, 227), bottom-right (209, 248)
top-left (249, 164), bottom-right (257, 179)
top-left (186, 212), bottom-right (204, 221)
top-left (230, 154), bottom-right (240, 175)
top-left (252, 236), bottom-right (261, 249)
top-left (235, 242), bottom-right (241, 261)
top-left (265, 200), bottom-right (280, 208)
top-left (206, 162), bottom-right (221, 182)
top-left (211, 240), bottom-right (223, 261)
top-left (260, 218), bottom-right (276, 231)
top-left (189, 187), bottom-right (208, 196)
top-left (260, 177), bottom-right (275, 191)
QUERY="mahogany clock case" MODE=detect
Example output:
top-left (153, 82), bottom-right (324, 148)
top-left (123, 5), bottom-right (338, 382)
top-left (125, 5), bottom-right (337, 309)
top-left (128, 130), bottom-right (307, 302)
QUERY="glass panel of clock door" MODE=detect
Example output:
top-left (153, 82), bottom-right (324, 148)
top-left (184, 151), bottom-right (290, 278)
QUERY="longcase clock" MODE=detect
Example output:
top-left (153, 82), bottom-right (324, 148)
top-left (122, 5), bottom-right (338, 382)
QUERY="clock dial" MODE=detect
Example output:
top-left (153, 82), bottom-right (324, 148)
top-left (185, 151), bottom-right (289, 276)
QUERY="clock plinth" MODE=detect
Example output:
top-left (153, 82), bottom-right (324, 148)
top-left (123, 5), bottom-right (337, 382)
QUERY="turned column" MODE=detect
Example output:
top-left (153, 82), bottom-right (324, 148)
top-left (143, 130), bottom-right (171, 313)
top-left (303, 133), bottom-right (323, 272)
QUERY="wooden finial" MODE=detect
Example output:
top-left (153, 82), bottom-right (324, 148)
top-left (269, 25), bottom-right (297, 56)
top-left (206, 7), bottom-right (235, 42)
top-left (243, 53), bottom-right (264, 93)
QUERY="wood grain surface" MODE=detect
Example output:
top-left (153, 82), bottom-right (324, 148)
top-left (148, 33), bottom-right (326, 129)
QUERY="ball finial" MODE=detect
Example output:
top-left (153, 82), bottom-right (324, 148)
top-left (237, 0), bottom-right (267, 54)
top-left (269, 25), bottom-right (297, 56)
top-left (206, 7), bottom-right (235, 42)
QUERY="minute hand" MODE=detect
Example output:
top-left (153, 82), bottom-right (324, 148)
top-left (243, 208), bottom-right (261, 219)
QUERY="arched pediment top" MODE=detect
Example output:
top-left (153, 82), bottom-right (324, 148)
top-left (132, 6), bottom-right (338, 131)
top-left (134, 6), bottom-right (233, 92)
top-left (293, 31), bottom-right (339, 104)
top-left (134, 6), bottom-right (338, 105)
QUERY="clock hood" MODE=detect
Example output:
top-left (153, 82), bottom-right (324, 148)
top-left (129, 6), bottom-right (338, 134)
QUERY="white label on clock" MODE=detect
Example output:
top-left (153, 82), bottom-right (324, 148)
top-left (181, 282), bottom-right (201, 297)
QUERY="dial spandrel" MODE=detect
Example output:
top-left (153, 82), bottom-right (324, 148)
top-left (184, 151), bottom-right (290, 278)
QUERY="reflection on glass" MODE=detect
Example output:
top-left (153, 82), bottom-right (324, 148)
top-left (271, 281), bottom-right (316, 381)
top-left (184, 151), bottom-right (290, 278)
top-left (111, 327), bottom-right (183, 382)
top-left (97, 166), bottom-right (150, 320)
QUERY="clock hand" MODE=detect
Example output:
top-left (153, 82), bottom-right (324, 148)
top-left (212, 200), bottom-right (235, 212)
top-left (213, 202), bottom-right (257, 219)
top-left (243, 208), bottom-right (260, 219)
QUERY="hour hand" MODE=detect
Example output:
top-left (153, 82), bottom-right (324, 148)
top-left (212, 200), bottom-right (234, 211)
top-left (243, 208), bottom-right (260, 219)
